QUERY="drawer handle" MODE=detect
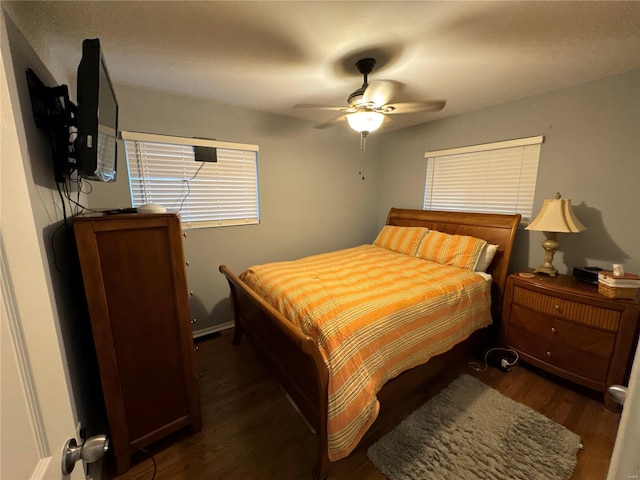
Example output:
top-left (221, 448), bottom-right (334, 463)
top-left (554, 304), bottom-right (560, 311)
top-left (551, 327), bottom-right (556, 334)
top-left (546, 351), bottom-right (552, 357)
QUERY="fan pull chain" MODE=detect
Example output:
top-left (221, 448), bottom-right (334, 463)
top-left (359, 132), bottom-right (368, 180)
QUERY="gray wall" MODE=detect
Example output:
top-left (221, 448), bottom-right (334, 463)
top-left (3, 11), bottom-right (108, 448)
top-left (376, 70), bottom-right (640, 277)
top-left (90, 71), bottom-right (640, 334)
top-left (88, 85), bottom-right (383, 334)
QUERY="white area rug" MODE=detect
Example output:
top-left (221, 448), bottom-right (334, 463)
top-left (368, 374), bottom-right (581, 480)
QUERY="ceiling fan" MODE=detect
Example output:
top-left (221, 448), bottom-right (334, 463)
top-left (295, 57), bottom-right (446, 134)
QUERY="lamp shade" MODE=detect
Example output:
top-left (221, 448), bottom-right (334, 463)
top-left (526, 193), bottom-right (586, 233)
top-left (347, 111), bottom-right (384, 133)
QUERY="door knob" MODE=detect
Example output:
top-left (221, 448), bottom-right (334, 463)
top-left (61, 434), bottom-right (109, 475)
top-left (607, 385), bottom-right (628, 406)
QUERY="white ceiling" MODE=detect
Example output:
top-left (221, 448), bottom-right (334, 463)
top-left (6, 1), bottom-right (640, 132)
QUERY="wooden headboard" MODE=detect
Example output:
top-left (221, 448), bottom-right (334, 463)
top-left (386, 208), bottom-right (521, 319)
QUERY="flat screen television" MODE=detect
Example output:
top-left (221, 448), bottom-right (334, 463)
top-left (75, 38), bottom-right (119, 182)
top-left (27, 38), bottom-right (119, 183)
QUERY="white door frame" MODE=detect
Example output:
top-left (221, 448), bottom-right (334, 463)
top-left (1, 10), bottom-right (83, 479)
top-left (607, 341), bottom-right (640, 479)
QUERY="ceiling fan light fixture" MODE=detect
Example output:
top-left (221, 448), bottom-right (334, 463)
top-left (347, 111), bottom-right (384, 133)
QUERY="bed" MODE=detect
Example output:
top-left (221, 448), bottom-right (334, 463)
top-left (219, 208), bottom-right (520, 479)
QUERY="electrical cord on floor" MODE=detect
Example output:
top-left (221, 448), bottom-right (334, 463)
top-left (138, 448), bottom-right (157, 480)
top-left (468, 347), bottom-right (519, 372)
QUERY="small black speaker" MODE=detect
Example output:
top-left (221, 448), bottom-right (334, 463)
top-left (573, 266), bottom-right (602, 285)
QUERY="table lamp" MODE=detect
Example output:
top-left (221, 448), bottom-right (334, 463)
top-left (526, 192), bottom-right (586, 277)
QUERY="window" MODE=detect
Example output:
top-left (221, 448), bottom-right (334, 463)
top-left (423, 136), bottom-right (543, 221)
top-left (123, 131), bottom-right (259, 229)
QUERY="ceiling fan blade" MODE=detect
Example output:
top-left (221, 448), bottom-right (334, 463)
top-left (314, 115), bottom-right (349, 129)
top-left (383, 100), bottom-right (446, 114)
top-left (294, 103), bottom-right (349, 112)
top-left (362, 80), bottom-right (398, 108)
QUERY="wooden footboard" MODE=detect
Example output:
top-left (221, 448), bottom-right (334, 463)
top-left (219, 265), bottom-right (331, 479)
top-left (219, 208), bottom-right (521, 479)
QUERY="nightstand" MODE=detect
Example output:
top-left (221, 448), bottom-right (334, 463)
top-left (500, 272), bottom-right (640, 409)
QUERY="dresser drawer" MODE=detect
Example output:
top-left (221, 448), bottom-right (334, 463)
top-left (510, 304), bottom-right (616, 358)
top-left (512, 286), bottom-right (620, 331)
top-left (508, 327), bottom-right (610, 383)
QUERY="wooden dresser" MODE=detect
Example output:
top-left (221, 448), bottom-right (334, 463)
top-left (74, 213), bottom-right (201, 474)
top-left (501, 272), bottom-right (640, 409)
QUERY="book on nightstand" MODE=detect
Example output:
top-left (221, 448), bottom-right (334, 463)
top-left (598, 271), bottom-right (640, 299)
top-left (598, 272), bottom-right (640, 288)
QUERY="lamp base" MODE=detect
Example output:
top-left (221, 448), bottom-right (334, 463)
top-left (534, 232), bottom-right (560, 277)
top-left (533, 264), bottom-right (558, 277)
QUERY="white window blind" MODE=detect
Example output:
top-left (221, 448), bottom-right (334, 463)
top-left (423, 136), bottom-right (543, 221)
top-left (122, 131), bottom-right (259, 229)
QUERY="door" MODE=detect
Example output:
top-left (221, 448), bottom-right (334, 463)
top-left (607, 341), bottom-right (640, 479)
top-left (1, 16), bottom-right (83, 479)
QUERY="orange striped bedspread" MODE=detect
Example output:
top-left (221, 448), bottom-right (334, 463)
top-left (239, 244), bottom-right (492, 461)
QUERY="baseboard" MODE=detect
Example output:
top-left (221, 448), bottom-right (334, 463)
top-left (193, 322), bottom-right (234, 339)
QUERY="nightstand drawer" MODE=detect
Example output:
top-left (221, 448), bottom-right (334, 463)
top-left (512, 286), bottom-right (620, 331)
top-left (510, 304), bottom-right (616, 358)
top-left (508, 327), bottom-right (610, 383)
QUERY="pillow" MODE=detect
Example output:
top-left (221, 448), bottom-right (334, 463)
top-left (415, 230), bottom-right (487, 270)
top-left (373, 225), bottom-right (429, 256)
top-left (474, 243), bottom-right (499, 273)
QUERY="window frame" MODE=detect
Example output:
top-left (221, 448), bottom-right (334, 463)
top-left (122, 130), bottom-right (260, 230)
top-left (423, 135), bottom-right (543, 221)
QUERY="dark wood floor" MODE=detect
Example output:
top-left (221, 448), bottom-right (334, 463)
top-left (114, 329), bottom-right (621, 480)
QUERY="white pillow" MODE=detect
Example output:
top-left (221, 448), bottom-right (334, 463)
top-left (474, 244), bottom-right (499, 272)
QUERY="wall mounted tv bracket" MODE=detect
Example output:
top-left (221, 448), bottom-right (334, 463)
top-left (26, 68), bottom-right (78, 182)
